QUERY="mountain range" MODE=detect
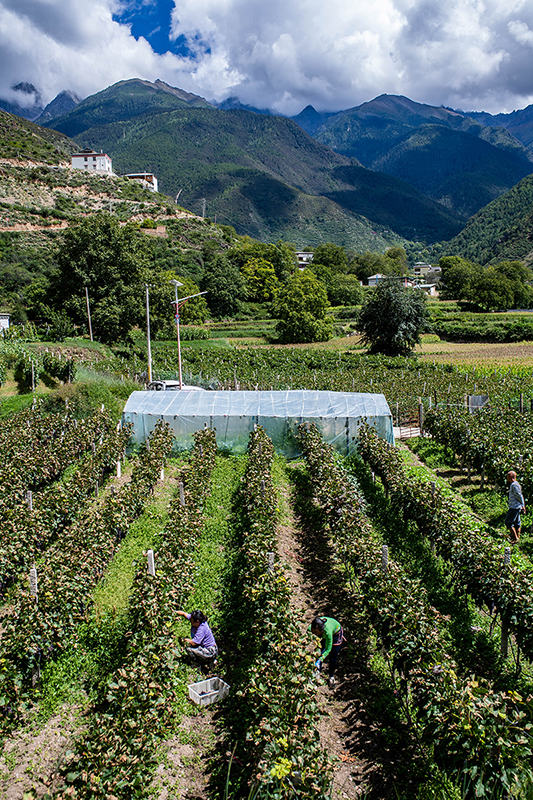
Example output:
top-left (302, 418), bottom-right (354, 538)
top-left (36, 79), bottom-right (464, 246)
top-left (4, 77), bottom-right (533, 254)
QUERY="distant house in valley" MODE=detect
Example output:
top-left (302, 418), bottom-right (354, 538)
top-left (296, 251), bottom-right (314, 266)
top-left (0, 313), bottom-right (10, 331)
top-left (413, 262), bottom-right (432, 277)
top-left (124, 172), bottom-right (159, 193)
top-left (367, 273), bottom-right (386, 286)
top-left (71, 149), bottom-right (113, 174)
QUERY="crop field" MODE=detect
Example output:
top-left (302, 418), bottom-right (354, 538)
top-left (1, 366), bottom-right (533, 800)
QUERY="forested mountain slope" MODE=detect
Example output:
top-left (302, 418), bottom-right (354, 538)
top-left (313, 94), bottom-right (533, 221)
top-left (441, 174), bottom-right (533, 265)
top-left (42, 80), bottom-right (462, 245)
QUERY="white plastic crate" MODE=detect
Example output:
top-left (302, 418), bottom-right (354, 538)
top-left (188, 676), bottom-right (230, 706)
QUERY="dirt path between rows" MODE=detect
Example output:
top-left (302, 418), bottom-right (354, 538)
top-left (275, 462), bottom-right (407, 799)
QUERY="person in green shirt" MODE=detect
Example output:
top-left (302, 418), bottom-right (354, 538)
top-left (310, 615), bottom-right (344, 687)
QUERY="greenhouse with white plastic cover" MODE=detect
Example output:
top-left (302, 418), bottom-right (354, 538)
top-left (122, 390), bottom-right (394, 457)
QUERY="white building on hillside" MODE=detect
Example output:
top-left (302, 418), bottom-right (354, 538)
top-left (296, 251), bottom-right (314, 266)
top-left (71, 149), bottom-right (113, 174)
top-left (124, 172), bottom-right (158, 193)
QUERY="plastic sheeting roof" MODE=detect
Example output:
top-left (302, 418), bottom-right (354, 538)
top-left (122, 389), bottom-right (394, 456)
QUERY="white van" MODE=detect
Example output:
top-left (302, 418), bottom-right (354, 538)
top-left (147, 380), bottom-right (205, 391)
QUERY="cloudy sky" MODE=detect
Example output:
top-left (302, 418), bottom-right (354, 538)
top-left (2, 0), bottom-right (533, 115)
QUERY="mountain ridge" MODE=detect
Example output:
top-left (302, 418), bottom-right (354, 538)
top-left (40, 79), bottom-right (463, 245)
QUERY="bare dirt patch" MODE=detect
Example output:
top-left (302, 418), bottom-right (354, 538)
top-left (151, 711), bottom-right (216, 800)
top-left (276, 475), bottom-right (373, 799)
top-left (417, 340), bottom-right (533, 366)
top-left (0, 705), bottom-right (83, 800)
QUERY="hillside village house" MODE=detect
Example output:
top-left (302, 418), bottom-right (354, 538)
top-left (124, 172), bottom-right (158, 192)
top-left (0, 314), bottom-right (10, 331)
top-left (71, 150), bottom-right (113, 174)
top-left (296, 251), bottom-right (314, 266)
top-left (413, 262), bottom-right (432, 277)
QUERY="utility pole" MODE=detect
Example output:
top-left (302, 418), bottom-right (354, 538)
top-left (85, 286), bottom-right (93, 342)
top-left (170, 281), bottom-right (207, 390)
top-left (171, 280), bottom-right (184, 390)
top-left (145, 284), bottom-right (152, 383)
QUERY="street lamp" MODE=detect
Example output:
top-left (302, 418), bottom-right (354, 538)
top-left (145, 284), bottom-right (152, 383)
top-left (170, 280), bottom-right (207, 389)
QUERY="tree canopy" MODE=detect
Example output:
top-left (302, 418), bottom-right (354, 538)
top-left (357, 277), bottom-right (429, 355)
top-left (312, 242), bottom-right (348, 272)
top-left (48, 214), bottom-right (150, 344)
top-left (272, 271), bottom-right (334, 344)
top-left (201, 254), bottom-right (246, 318)
top-left (439, 256), bottom-right (533, 310)
top-left (350, 247), bottom-right (408, 283)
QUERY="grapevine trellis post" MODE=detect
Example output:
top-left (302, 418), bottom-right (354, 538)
top-left (501, 547), bottom-right (511, 657)
top-left (147, 549), bottom-right (155, 576)
top-left (381, 545), bottom-right (388, 574)
top-left (179, 482), bottom-right (185, 507)
top-left (29, 566), bottom-right (38, 602)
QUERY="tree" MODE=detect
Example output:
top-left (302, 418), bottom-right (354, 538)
top-left (357, 277), bottom-right (429, 356)
top-left (227, 238), bottom-right (297, 283)
top-left (439, 256), bottom-right (480, 301)
top-left (312, 243), bottom-right (348, 272)
top-left (384, 246), bottom-right (408, 275)
top-left (201, 254), bottom-right (246, 318)
top-left (48, 214), bottom-right (149, 344)
top-left (494, 261), bottom-right (533, 308)
top-left (327, 274), bottom-right (363, 307)
top-left (241, 258), bottom-right (281, 302)
top-left (350, 252), bottom-right (387, 283)
top-left (272, 271), bottom-right (334, 343)
top-left (468, 269), bottom-right (515, 312)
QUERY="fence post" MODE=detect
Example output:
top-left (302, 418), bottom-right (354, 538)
top-left (147, 549), bottom-right (155, 576)
top-left (116, 460), bottom-right (121, 478)
top-left (179, 482), bottom-right (185, 507)
top-left (267, 552), bottom-right (275, 572)
top-left (29, 567), bottom-right (38, 601)
top-left (501, 547), bottom-right (511, 657)
top-left (260, 479), bottom-right (265, 499)
top-left (418, 403), bottom-right (424, 435)
top-left (381, 545), bottom-right (388, 574)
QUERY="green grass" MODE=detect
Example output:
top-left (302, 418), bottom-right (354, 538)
top-left (184, 453), bottom-right (245, 627)
top-left (93, 464), bottom-right (182, 615)
top-left (182, 338), bottom-right (234, 350)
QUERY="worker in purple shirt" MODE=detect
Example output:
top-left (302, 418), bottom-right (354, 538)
top-left (176, 609), bottom-right (218, 668)
top-left (506, 470), bottom-right (526, 544)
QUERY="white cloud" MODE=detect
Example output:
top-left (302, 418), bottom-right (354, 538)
top-left (509, 19), bottom-right (533, 47)
top-left (2, 0), bottom-right (533, 114)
